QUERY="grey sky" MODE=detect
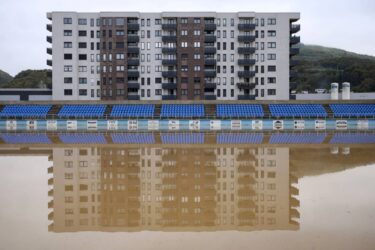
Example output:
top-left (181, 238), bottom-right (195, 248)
top-left (0, 0), bottom-right (374, 76)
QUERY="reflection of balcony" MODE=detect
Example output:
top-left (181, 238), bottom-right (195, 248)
top-left (238, 165), bottom-right (256, 173)
top-left (127, 59), bottom-right (140, 66)
top-left (238, 176), bottom-right (256, 185)
top-left (290, 186), bottom-right (299, 195)
top-left (290, 36), bottom-right (300, 44)
top-left (204, 58), bottom-right (216, 65)
top-left (238, 200), bottom-right (256, 208)
top-left (204, 82), bottom-right (216, 89)
top-left (127, 94), bottom-right (140, 100)
top-left (204, 69), bottom-right (216, 77)
top-left (290, 47), bottom-right (300, 56)
top-left (290, 208), bottom-right (300, 219)
top-left (127, 35), bottom-right (140, 43)
top-left (127, 47), bottom-right (140, 54)
top-left (238, 187), bottom-right (256, 197)
top-left (46, 48), bottom-right (52, 55)
top-left (290, 197), bottom-right (300, 207)
top-left (238, 211), bottom-right (256, 220)
top-left (46, 24), bottom-right (52, 32)
top-left (128, 70), bottom-right (140, 77)
top-left (46, 36), bottom-right (52, 43)
top-left (48, 178), bottom-right (53, 185)
top-left (205, 95), bottom-right (217, 100)
top-left (127, 82), bottom-right (140, 89)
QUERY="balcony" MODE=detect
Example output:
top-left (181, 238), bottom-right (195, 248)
top-left (237, 83), bottom-right (256, 89)
top-left (205, 95), bottom-right (217, 100)
top-left (128, 70), bottom-right (140, 77)
top-left (204, 82), bottom-right (217, 89)
top-left (162, 59), bottom-right (177, 66)
top-left (238, 70), bottom-right (256, 78)
top-left (127, 35), bottom-right (140, 43)
top-left (290, 47), bottom-right (300, 56)
top-left (238, 35), bottom-right (256, 42)
top-left (127, 23), bottom-right (140, 31)
top-left (204, 58), bottom-right (216, 65)
top-left (127, 82), bottom-right (140, 89)
top-left (238, 94), bottom-right (256, 100)
top-left (162, 35), bottom-right (177, 42)
top-left (204, 35), bottom-right (216, 43)
top-left (127, 47), bottom-right (140, 54)
top-left (162, 71), bottom-right (177, 78)
top-left (238, 23), bottom-right (256, 30)
top-left (204, 23), bottom-right (217, 31)
top-left (162, 47), bottom-right (177, 54)
top-left (204, 47), bottom-right (217, 54)
top-left (128, 94), bottom-right (140, 100)
top-left (238, 47), bottom-right (256, 54)
top-left (46, 59), bottom-right (52, 66)
top-left (46, 48), bottom-right (52, 55)
top-left (162, 95), bottom-right (177, 100)
top-left (127, 59), bottom-right (140, 66)
top-left (46, 24), bottom-right (52, 32)
top-left (46, 36), bottom-right (52, 43)
top-left (290, 24), bottom-right (300, 33)
top-left (290, 60), bottom-right (298, 67)
top-left (290, 36), bottom-right (300, 44)
top-left (162, 23), bottom-right (177, 30)
top-left (204, 69), bottom-right (216, 77)
top-left (238, 59), bottom-right (256, 66)
top-left (162, 83), bottom-right (177, 89)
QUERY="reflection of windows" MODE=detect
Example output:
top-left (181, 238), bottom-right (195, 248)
top-left (267, 183), bottom-right (276, 190)
top-left (64, 173), bottom-right (73, 179)
top-left (181, 196), bottom-right (188, 203)
top-left (65, 208), bottom-right (74, 215)
top-left (79, 161), bottom-right (88, 167)
top-left (64, 149), bottom-right (73, 156)
top-left (267, 160), bottom-right (276, 167)
top-left (65, 196), bottom-right (73, 203)
top-left (267, 195), bottom-right (276, 201)
top-left (79, 172), bottom-right (88, 179)
top-left (65, 185), bottom-right (73, 191)
top-left (267, 172), bottom-right (276, 178)
top-left (267, 206), bottom-right (276, 213)
top-left (64, 161), bottom-right (73, 167)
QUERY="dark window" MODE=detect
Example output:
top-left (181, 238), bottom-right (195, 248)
top-left (147, 78), bottom-right (151, 85)
top-left (268, 89), bottom-right (276, 95)
top-left (115, 18), bottom-right (125, 26)
top-left (64, 89), bottom-right (73, 96)
top-left (231, 42), bottom-right (234, 50)
top-left (223, 42), bottom-right (227, 50)
top-left (268, 65), bottom-right (276, 72)
top-left (64, 77), bottom-right (73, 84)
top-left (181, 77), bottom-right (188, 83)
top-left (181, 53), bottom-right (188, 60)
top-left (193, 77), bottom-right (200, 83)
top-left (64, 42), bottom-right (72, 48)
top-left (63, 18), bottom-right (72, 24)
top-left (155, 77), bottom-right (162, 84)
top-left (78, 42), bottom-right (87, 48)
top-left (116, 42), bottom-right (124, 49)
top-left (261, 65), bottom-right (264, 73)
top-left (63, 30), bottom-right (72, 36)
top-left (78, 30), bottom-right (87, 37)
top-left (217, 42), bottom-right (221, 50)
top-left (90, 31), bottom-right (94, 38)
top-left (64, 54), bottom-right (72, 60)
top-left (78, 54), bottom-right (87, 60)
top-left (79, 89), bottom-right (87, 96)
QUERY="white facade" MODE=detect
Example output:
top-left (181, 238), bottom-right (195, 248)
top-left (47, 12), bottom-right (300, 101)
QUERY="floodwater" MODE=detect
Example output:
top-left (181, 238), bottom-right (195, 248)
top-left (0, 134), bottom-right (374, 250)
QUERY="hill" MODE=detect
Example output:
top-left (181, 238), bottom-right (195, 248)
top-left (294, 44), bottom-right (375, 92)
top-left (0, 69), bottom-right (51, 89)
top-left (0, 70), bottom-right (13, 85)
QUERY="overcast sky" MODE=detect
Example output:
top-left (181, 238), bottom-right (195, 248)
top-left (0, 0), bottom-right (374, 76)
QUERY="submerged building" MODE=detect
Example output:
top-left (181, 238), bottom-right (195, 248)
top-left (46, 12), bottom-right (300, 101)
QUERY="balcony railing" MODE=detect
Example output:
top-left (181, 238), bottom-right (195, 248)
top-left (127, 35), bottom-right (140, 43)
top-left (162, 23), bottom-right (177, 30)
top-left (127, 59), bottom-right (140, 66)
top-left (204, 82), bottom-right (217, 89)
top-left (204, 69), bottom-right (216, 77)
top-left (205, 95), bottom-right (217, 100)
top-left (162, 95), bottom-right (177, 100)
top-left (204, 47), bottom-right (217, 54)
top-left (46, 36), bottom-right (52, 43)
top-left (46, 48), bottom-right (52, 55)
top-left (162, 47), bottom-right (177, 54)
top-left (238, 35), bottom-right (256, 42)
top-left (162, 59), bottom-right (177, 66)
top-left (238, 94), bottom-right (256, 100)
top-left (238, 47), bottom-right (256, 54)
top-left (290, 36), bottom-right (300, 44)
top-left (204, 23), bottom-right (217, 31)
top-left (290, 24), bottom-right (300, 33)
top-left (46, 24), bottom-right (52, 32)
top-left (127, 47), bottom-right (140, 54)
top-left (204, 58), bottom-right (216, 65)
top-left (127, 82), bottom-right (140, 89)
top-left (238, 59), bottom-right (256, 66)
top-left (128, 94), bottom-right (140, 100)
top-left (162, 83), bottom-right (177, 89)
top-left (204, 35), bottom-right (216, 43)
top-left (237, 83), bottom-right (256, 89)
top-left (46, 59), bottom-right (52, 66)
top-left (127, 23), bottom-right (140, 31)
top-left (162, 35), bottom-right (177, 42)
top-left (162, 71), bottom-right (177, 78)
top-left (238, 71), bottom-right (256, 78)
top-left (238, 23), bottom-right (256, 30)
top-left (128, 70), bottom-right (140, 77)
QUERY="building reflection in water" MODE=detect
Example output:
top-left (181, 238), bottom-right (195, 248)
top-left (48, 144), bottom-right (299, 232)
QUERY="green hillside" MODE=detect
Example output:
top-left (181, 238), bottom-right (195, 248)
top-left (0, 69), bottom-right (51, 89)
top-left (0, 70), bottom-right (13, 85)
top-left (294, 44), bottom-right (375, 92)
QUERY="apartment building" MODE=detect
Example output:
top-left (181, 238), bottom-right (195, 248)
top-left (47, 12), bottom-right (300, 101)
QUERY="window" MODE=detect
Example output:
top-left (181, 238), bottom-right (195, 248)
top-left (64, 42), bottom-right (72, 48)
top-left (79, 89), bottom-right (87, 96)
top-left (155, 54), bottom-right (162, 60)
top-left (64, 30), bottom-right (72, 36)
top-left (146, 19), bottom-right (150, 26)
top-left (268, 77), bottom-right (276, 84)
top-left (268, 65), bottom-right (276, 72)
top-left (194, 65), bottom-right (201, 71)
top-left (267, 30), bottom-right (276, 37)
top-left (193, 42), bottom-right (200, 48)
top-left (64, 54), bottom-right (72, 60)
top-left (155, 30), bottom-right (162, 37)
top-left (141, 19), bottom-right (145, 26)
top-left (64, 77), bottom-right (73, 84)
top-left (115, 17), bottom-right (124, 26)
top-left (155, 89), bottom-right (162, 95)
top-left (181, 53), bottom-right (188, 60)
top-left (194, 89), bottom-right (200, 95)
top-left (78, 42), bottom-right (87, 48)
top-left (116, 53), bottom-right (124, 60)
top-left (181, 42), bottom-right (188, 48)
top-left (193, 30), bottom-right (200, 36)
top-left (116, 30), bottom-right (124, 36)
top-left (181, 30), bottom-right (188, 36)
top-left (267, 42), bottom-right (276, 48)
top-left (217, 30), bottom-right (221, 38)
top-left (64, 89), bottom-right (72, 96)
top-left (78, 54), bottom-right (87, 60)
top-left (193, 18), bottom-right (201, 24)
top-left (63, 18), bottom-right (72, 24)
top-left (155, 19), bottom-right (162, 25)
top-left (116, 65), bottom-right (125, 71)
top-left (223, 30), bottom-right (227, 38)
top-left (223, 18), bottom-right (227, 26)
top-left (78, 66), bottom-right (87, 72)
top-left (181, 18), bottom-right (188, 24)
top-left (230, 30), bottom-right (234, 38)
top-left (64, 65), bottom-right (72, 72)
top-left (267, 18), bottom-right (276, 25)
top-left (155, 42), bottom-right (162, 48)
top-left (116, 42), bottom-right (124, 49)
top-left (181, 65), bottom-right (188, 71)
top-left (78, 18), bottom-right (87, 25)
top-left (78, 30), bottom-right (87, 37)
top-left (230, 54), bottom-right (234, 62)
top-left (79, 78), bottom-right (87, 84)
top-left (261, 18), bottom-right (265, 26)
top-left (231, 18), bottom-right (235, 26)
top-left (267, 54), bottom-right (276, 60)
top-left (194, 54), bottom-right (200, 59)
